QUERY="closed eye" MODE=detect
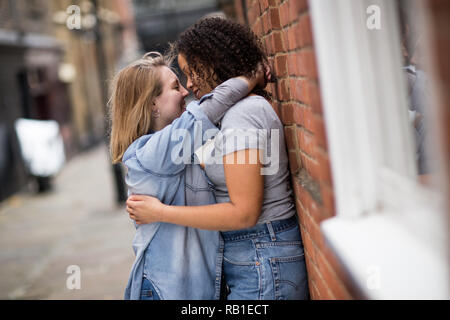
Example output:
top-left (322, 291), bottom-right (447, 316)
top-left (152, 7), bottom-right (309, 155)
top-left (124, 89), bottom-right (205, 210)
top-left (172, 79), bottom-right (180, 90)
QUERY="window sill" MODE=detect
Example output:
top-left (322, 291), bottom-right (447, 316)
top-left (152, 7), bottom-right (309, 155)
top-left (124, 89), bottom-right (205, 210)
top-left (320, 214), bottom-right (449, 299)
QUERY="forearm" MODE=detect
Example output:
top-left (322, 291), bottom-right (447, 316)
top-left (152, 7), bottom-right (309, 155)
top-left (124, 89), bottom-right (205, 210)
top-left (200, 77), bottom-right (250, 124)
top-left (160, 202), bottom-right (258, 231)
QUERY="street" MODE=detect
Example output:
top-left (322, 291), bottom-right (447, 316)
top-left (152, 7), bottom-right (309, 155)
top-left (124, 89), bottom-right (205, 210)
top-left (0, 145), bottom-right (135, 299)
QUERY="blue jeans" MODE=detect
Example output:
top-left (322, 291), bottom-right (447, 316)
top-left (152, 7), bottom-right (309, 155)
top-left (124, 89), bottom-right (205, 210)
top-left (140, 277), bottom-right (161, 300)
top-left (221, 215), bottom-right (309, 300)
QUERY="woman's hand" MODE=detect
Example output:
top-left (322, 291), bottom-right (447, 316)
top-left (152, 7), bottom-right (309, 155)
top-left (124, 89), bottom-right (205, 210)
top-left (238, 62), bottom-right (272, 92)
top-left (257, 62), bottom-right (269, 88)
top-left (126, 195), bottom-right (164, 225)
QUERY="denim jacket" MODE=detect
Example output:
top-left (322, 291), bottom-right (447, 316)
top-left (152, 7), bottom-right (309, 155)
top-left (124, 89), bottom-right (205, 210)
top-left (122, 78), bottom-right (249, 300)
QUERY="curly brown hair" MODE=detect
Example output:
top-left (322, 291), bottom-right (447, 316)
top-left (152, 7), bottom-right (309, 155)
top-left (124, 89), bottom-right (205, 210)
top-left (174, 17), bottom-right (270, 98)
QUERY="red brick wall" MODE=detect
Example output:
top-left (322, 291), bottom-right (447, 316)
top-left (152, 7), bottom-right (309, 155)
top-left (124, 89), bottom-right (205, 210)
top-left (234, 0), bottom-right (355, 299)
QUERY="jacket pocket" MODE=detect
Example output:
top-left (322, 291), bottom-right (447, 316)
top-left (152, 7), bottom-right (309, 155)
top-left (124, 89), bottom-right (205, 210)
top-left (185, 164), bottom-right (216, 206)
top-left (140, 277), bottom-right (161, 300)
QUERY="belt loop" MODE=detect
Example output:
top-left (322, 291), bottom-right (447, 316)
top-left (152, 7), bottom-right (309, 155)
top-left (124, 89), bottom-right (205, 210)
top-left (266, 222), bottom-right (277, 241)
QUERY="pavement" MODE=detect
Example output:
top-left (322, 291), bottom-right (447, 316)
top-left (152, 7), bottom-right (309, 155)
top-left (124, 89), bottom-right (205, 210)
top-left (0, 145), bottom-right (136, 300)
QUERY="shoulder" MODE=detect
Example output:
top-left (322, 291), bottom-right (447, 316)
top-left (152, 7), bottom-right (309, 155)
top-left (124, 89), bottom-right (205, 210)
top-left (221, 95), bottom-right (278, 129)
top-left (122, 134), bottom-right (153, 163)
top-left (229, 95), bottom-right (273, 113)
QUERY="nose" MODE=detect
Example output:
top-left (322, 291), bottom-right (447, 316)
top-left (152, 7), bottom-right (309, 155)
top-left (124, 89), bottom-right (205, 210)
top-left (186, 77), bottom-right (193, 90)
top-left (181, 85), bottom-right (189, 98)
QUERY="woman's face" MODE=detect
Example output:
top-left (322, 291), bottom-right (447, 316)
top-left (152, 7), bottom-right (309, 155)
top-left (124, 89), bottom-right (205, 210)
top-left (153, 66), bottom-right (189, 125)
top-left (177, 54), bottom-right (213, 100)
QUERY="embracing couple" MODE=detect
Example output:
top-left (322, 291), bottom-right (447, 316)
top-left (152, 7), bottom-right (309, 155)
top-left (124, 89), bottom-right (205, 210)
top-left (109, 17), bottom-right (309, 300)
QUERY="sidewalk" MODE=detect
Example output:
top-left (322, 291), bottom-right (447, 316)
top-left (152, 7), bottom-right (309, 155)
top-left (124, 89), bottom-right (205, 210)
top-left (0, 145), bottom-right (135, 299)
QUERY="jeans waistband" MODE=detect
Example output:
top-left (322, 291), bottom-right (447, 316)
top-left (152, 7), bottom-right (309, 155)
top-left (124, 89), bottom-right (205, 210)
top-left (220, 214), bottom-right (298, 242)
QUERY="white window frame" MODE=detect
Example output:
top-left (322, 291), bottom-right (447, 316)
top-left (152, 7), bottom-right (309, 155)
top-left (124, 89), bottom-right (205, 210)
top-left (309, 0), bottom-right (449, 299)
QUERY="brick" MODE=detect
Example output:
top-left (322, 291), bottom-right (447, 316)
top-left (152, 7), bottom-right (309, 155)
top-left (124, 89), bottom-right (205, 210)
top-left (297, 13), bottom-right (313, 48)
top-left (263, 35), bottom-right (273, 55)
top-left (293, 177), bottom-right (308, 207)
top-left (274, 54), bottom-right (288, 77)
top-left (268, 55), bottom-right (275, 72)
top-left (296, 127), bottom-right (315, 157)
top-left (298, 49), bottom-right (318, 78)
top-left (284, 126), bottom-right (297, 150)
top-left (303, 207), bottom-right (325, 250)
top-left (299, 225), bottom-right (317, 263)
top-left (300, 80), bottom-right (312, 105)
top-left (287, 52), bottom-right (299, 75)
top-left (297, 155), bottom-right (324, 206)
top-left (261, 11), bottom-right (270, 34)
top-left (295, 195), bottom-right (306, 223)
top-left (281, 29), bottom-right (290, 52)
top-left (306, 81), bottom-right (323, 113)
top-left (279, 0), bottom-right (290, 27)
top-left (309, 280), bottom-right (321, 300)
top-left (251, 19), bottom-right (263, 37)
top-left (315, 148), bottom-right (333, 186)
top-left (298, 180), bottom-right (322, 224)
top-left (269, 7), bottom-right (281, 30)
top-left (268, 82), bottom-right (278, 99)
top-left (293, 177), bottom-right (322, 226)
top-left (307, 157), bottom-right (321, 185)
top-left (291, 0), bottom-right (308, 16)
top-left (304, 254), bottom-right (335, 300)
top-left (315, 250), bottom-right (353, 300)
top-left (321, 184), bottom-right (336, 218)
top-left (289, 78), bottom-right (309, 105)
top-left (302, 106), bottom-right (316, 133)
top-left (287, 150), bottom-right (300, 173)
top-left (276, 78), bottom-right (290, 101)
top-left (289, 78), bottom-right (300, 101)
top-left (304, 272), bottom-right (320, 300)
top-left (287, 24), bottom-right (299, 50)
top-left (292, 102), bottom-right (304, 126)
top-left (313, 115), bottom-right (327, 148)
top-left (272, 31), bottom-right (285, 52)
top-left (280, 102), bottom-right (294, 124)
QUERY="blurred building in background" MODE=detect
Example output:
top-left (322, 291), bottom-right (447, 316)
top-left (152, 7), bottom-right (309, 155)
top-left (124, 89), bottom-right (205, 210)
top-left (133, 0), bottom-right (235, 53)
top-left (0, 0), bottom-right (140, 201)
top-left (0, 0), bottom-right (237, 202)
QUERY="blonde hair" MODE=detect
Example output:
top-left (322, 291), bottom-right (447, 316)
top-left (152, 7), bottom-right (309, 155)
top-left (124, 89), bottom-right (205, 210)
top-left (108, 52), bottom-right (173, 163)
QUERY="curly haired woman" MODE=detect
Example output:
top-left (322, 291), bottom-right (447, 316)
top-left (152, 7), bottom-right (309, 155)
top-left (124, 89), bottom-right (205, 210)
top-left (127, 17), bottom-right (310, 300)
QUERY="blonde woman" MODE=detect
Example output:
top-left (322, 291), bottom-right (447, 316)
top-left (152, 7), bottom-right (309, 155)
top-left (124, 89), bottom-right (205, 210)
top-left (109, 52), bottom-right (262, 300)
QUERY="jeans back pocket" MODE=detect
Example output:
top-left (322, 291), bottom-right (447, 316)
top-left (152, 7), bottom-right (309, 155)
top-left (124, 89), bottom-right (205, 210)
top-left (270, 254), bottom-right (309, 300)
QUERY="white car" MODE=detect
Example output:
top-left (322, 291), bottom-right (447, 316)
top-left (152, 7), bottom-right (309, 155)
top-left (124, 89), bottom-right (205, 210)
top-left (14, 118), bottom-right (65, 191)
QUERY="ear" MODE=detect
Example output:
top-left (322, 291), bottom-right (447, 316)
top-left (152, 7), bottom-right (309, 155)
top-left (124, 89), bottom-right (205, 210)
top-left (151, 98), bottom-right (159, 110)
top-left (151, 100), bottom-right (161, 118)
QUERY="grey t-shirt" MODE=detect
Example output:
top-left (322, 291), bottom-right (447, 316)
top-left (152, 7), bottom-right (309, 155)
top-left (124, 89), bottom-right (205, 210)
top-left (202, 95), bottom-right (296, 224)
